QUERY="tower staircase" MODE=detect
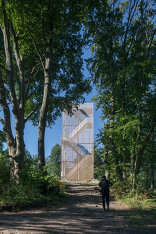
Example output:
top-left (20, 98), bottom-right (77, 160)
top-left (65, 154), bottom-right (92, 180)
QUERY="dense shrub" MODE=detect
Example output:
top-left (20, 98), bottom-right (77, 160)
top-left (112, 183), bottom-right (156, 210)
top-left (0, 152), bottom-right (10, 194)
top-left (0, 151), bottom-right (66, 208)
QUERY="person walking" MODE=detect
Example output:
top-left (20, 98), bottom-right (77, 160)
top-left (99, 175), bottom-right (113, 211)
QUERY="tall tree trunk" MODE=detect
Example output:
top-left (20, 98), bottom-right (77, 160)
top-left (11, 19), bottom-right (26, 174)
top-left (38, 40), bottom-right (53, 168)
top-left (0, 4), bottom-right (26, 182)
top-left (122, 78), bottom-right (128, 181)
top-left (109, 42), bottom-right (123, 181)
top-left (109, 87), bottom-right (123, 181)
top-left (14, 114), bottom-right (25, 171)
top-left (0, 68), bottom-right (16, 179)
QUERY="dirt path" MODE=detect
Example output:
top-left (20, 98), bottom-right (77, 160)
top-left (0, 182), bottom-right (155, 233)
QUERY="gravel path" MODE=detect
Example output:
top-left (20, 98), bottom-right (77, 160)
top-left (0, 182), bottom-right (155, 233)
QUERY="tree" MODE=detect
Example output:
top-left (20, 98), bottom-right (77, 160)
top-left (0, 0), bottom-right (92, 181)
top-left (19, 0), bottom-right (92, 168)
top-left (94, 143), bottom-right (105, 180)
top-left (87, 0), bottom-right (156, 188)
top-left (47, 144), bottom-right (61, 179)
top-left (0, 0), bottom-right (32, 181)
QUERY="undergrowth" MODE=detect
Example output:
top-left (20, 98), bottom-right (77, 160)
top-left (0, 152), bottom-right (67, 211)
top-left (112, 183), bottom-right (156, 210)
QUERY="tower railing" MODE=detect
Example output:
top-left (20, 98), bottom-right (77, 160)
top-left (61, 103), bottom-right (94, 180)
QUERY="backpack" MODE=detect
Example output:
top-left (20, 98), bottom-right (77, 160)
top-left (99, 179), bottom-right (109, 189)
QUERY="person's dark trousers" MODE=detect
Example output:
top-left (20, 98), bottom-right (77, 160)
top-left (102, 190), bottom-right (109, 211)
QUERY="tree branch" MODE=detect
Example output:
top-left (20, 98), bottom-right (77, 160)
top-left (135, 114), bottom-right (156, 174)
top-left (27, 25), bottom-right (45, 71)
top-left (10, 20), bottom-right (25, 110)
top-left (123, 0), bottom-right (140, 54)
top-left (24, 103), bottom-right (41, 123)
top-left (25, 63), bottom-right (41, 99)
top-left (0, 117), bottom-right (5, 125)
top-left (6, 154), bottom-right (14, 159)
top-left (1, 3), bottom-right (19, 116)
top-left (0, 67), bottom-right (15, 147)
top-left (26, 82), bottom-right (50, 101)
top-left (10, 21), bottom-right (21, 70)
top-left (146, 27), bottom-right (156, 59)
top-left (27, 62), bottom-right (41, 82)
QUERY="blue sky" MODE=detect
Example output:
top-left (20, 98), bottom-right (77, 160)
top-left (1, 89), bottom-right (103, 157)
top-left (24, 87), bottom-right (103, 157)
top-left (24, 48), bottom-right (103, 157)
top-left (0, 48), bottom-right (103, 157)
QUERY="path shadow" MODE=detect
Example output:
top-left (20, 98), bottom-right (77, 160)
top-left (0, 183), bottom-right (155, 234)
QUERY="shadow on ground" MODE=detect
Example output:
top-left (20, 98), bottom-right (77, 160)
top-left (0, 183), bottom-right (155, 234)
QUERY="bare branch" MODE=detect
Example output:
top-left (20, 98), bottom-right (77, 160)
top-left (28, 63), bottom-right (41, 82)
top-left (26, 82), bottom-right (49, 101)
top-left (0, 117), bottom-right (5, 125)
top-left (147, 0), bottom-right (151, 24)
top-left (0, 68), bottom-right (15, 146)
top-left (123, 0), bottom-right (140, 54)
top-left (1, 4), bottom-right (19, 116)
top-left (25, 63), bottom-right (41, 99)
top-left (10, 20), bottom-right (25, 109)
top-left (26, 70), bottom-right (40, 97)
top-left (10, 21), bottom-right (21, 70)
top-left (27, 25), bottom-right (45, 71)
top-left (146, 27), bottom-right (156, 59)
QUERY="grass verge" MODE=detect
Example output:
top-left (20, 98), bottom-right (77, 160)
top-left (112, 187), bottom-right (156, 228)
top-left (0, 181), bottom-right (67, 212)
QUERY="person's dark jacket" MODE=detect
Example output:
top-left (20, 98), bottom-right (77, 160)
top-left (98, 178), bottom-right (113, 194)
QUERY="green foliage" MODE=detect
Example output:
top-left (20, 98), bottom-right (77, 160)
top-left (0, 152), bottom-right (10, 192)
top-left (0, 150), bottom-right (66, 209)
top-left (94, 144), bottom-right (105, 180)
top-left (1, 0), bottom-right (92, 180)
top-left (113, 185), bottom-right (156, 210)
top-left (87, 0), bottom-right (156, 188)
top-left (0, 0), bottom-right (92, 127)
top-left (46, 144), bottom-right (61, 179)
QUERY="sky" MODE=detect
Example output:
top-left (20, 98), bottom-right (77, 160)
top-left (24, 87), bottom-right (103, 157)
top-left (0, 48), bottom-right (104, 157)
top-left (24, 48), bottom-right (104, 157)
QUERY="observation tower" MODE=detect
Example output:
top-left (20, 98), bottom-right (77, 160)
top-left (61, 103), bottom-right (94, 181)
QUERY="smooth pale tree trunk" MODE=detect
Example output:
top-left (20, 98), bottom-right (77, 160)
top-left (14, 114), bottom-right (25, 169)
top-left (0, 67), bottom-right (25, 181)
top-left (38, 76), bottom-right (48, 168)
top-left (0, 69), bottom-right (16, 178)
top-left (38, 41), bottom-right (53, 168)
top-left (11, 20), bottom-right (26, 177)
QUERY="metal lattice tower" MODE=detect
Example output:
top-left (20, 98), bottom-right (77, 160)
top-left (61, 103), bottom-right (94, 181)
